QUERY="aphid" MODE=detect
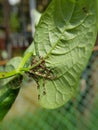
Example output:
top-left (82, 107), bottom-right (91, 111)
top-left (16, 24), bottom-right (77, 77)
top-left (82, 7), bottom-right (88, 14)
top-left (37, 82), bottom-right (40, 89)
top-left (2, 74), bottom-right (5, 77)
top-left (9, 76), bottom-right (23, 89)
top-left (43, 90), bottom-right (46, 95)
top-left (30, 55), bottom-right (57, 80)
top-left (29, 70), bottom-right (56, 80)
top-left (38, 94), bottom-right (40, 100)
top-left (42, 79), bottom-right (47, 95)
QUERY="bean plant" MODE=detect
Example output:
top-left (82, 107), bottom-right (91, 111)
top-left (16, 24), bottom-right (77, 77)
top-left (0, 0), bottom-right (98, 121)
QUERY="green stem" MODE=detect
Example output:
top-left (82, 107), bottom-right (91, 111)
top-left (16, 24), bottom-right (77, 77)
top-left (0, 52), bottom-right (33, 79)
top-left (17, 52), bottom-right (33, 71)
top-left (0, 70), bottom-right (20, 79)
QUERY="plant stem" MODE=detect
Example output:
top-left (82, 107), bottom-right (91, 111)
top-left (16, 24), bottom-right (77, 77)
top-left (0, 70), bottom-right (20, 79)
top-left (0, 52), bottom-right (33, 79)
top-left (17, 52), bottom-right (33, 71)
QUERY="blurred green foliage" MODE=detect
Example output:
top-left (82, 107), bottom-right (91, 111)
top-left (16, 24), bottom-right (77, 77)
top-left (9, 12), bottom-right (20, 32)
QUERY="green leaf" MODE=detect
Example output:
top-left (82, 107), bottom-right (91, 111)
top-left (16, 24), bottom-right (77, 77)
top-left (0, 80), bottom-right (20, 121)
top-left (6, 57), bottom-right (22, 68)
top-left (0, 57), bottom-right (22, 79)
top-left (0, 57), bottom-right (22, 120)
top-left (24, 42), bottom-right (35, 56)
top-left (33, 0), bottom-right (97, 109)
top-left (0, 53), bottom-right (33, 79)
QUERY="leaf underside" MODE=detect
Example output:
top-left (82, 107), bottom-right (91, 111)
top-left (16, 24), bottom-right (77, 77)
top-left (33, 0), bottom-right (97, 109)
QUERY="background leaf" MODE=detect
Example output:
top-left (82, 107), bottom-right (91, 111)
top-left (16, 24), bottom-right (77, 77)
top-left (34, 0), bottom-right (97, 109)
top-left (0, 57), bottom-right (22, 120)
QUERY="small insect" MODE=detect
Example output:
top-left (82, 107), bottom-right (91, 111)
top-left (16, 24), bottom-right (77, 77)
top-left (43, 81), bottom-right (46, 95)
top-left (43, 90), bottom-right (46, 95)
top-left (82, 7), bottom-right (88, 14)
top-left (38, 94), bottom-right (40, 100)
top-left (9, 76), bottom-right (23, 89)
top-left (30, 56), bottom-right (57, 80)
top-left (37, 82), bottom-right (40, 89)
top-left (2, 74), bottom-right (5, 77)
top-left (29, 70), bottom-right (56, 80)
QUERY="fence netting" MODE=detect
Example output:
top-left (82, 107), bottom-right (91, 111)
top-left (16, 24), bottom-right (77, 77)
top-left (0, 51), bottom-right (98, 130)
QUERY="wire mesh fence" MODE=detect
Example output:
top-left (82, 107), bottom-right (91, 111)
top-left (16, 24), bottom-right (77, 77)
top-left (0, 51), bottom-right (98, 130)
